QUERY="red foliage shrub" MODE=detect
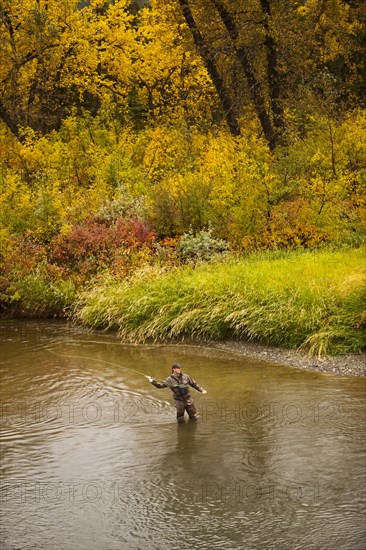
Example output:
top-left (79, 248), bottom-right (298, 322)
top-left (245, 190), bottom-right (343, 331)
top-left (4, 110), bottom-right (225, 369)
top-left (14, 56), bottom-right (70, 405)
top-left (0, 237), bottom-right (47, 282)
top-left (0, 237), bottom-right (61, 312)
top-left (49, 217), bottom-right (156, 277)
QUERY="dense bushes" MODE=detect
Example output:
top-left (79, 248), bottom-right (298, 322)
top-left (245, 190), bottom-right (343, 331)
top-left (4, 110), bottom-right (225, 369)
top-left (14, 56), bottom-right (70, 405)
top-left (50, 217), bottom-right (156, 277)
top-left (0, 216), bottom-right (157, 315)
top-left (1, 110), bottom-right (365, 331)
top-left (2, 111), bottom-right (366, 250)
top-left (0, 237), bottom-right (76, 317)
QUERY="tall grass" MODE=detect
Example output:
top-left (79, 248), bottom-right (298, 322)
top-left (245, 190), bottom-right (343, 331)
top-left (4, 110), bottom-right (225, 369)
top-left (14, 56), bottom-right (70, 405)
top-left (7, 272), bottom-right (76, 317)
top-left (73, 247), bottom-right (366, 356)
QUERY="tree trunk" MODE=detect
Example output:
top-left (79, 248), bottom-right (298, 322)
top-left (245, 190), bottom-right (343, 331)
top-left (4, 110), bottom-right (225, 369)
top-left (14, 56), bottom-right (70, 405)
top-left (212, 0), bottom-right (277, 150)
top-left (0, 102), bottom-right (23, 142)
top-left (260, 0), bottom-right (285, 142)
top-left (177, 0), bottom-right (241, 136)
top-left (178, 0), bottom-right (286, 151)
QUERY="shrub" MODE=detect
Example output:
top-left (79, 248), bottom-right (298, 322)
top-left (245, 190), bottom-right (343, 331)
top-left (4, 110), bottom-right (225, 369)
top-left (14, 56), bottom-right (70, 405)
top-left (178, 227), bottom-right (228, 263)
top-left (0, 236), bottom-right (75, 317)
top-left (50, 217), bottom-right (156, 278)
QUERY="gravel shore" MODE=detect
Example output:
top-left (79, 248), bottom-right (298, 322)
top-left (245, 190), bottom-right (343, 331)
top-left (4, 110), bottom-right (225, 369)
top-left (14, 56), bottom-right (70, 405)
top-left (206, 339), bottom-right (366, 376)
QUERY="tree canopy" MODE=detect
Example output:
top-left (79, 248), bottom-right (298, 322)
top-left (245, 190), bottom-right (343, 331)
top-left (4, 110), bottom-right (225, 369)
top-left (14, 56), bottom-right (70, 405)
top-left (0, 0), bottom-right (365, 252)
top-left (2, 0), bottom-right (364, 143)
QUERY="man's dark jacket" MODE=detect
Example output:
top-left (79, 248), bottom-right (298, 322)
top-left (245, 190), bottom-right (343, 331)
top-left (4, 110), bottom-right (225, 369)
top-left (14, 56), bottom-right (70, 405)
top-left (151, 372), bottom-right (204, 401)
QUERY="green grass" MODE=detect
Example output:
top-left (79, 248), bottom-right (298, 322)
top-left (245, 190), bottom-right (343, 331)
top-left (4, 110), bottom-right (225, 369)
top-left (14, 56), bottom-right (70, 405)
top-left (5, 271), bottom-right (77, 317)
top-left (73, 247), bottom-right (366, 356)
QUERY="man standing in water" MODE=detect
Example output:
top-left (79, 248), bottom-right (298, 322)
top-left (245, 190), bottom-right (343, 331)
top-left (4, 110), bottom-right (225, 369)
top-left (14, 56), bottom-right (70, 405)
top-left (146, 363), bottom-right (207, 422)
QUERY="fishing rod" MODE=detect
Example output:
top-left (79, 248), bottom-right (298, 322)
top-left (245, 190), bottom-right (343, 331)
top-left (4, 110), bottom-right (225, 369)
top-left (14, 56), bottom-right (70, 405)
top-left (52, 339), bottom-right (166, 349)
top-left (47, 349), bottom-right (149, 378)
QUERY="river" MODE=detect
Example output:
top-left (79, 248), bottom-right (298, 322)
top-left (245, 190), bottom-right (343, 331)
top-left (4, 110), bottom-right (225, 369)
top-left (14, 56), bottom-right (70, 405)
top-left (1, 320), bottom-right (365, 549)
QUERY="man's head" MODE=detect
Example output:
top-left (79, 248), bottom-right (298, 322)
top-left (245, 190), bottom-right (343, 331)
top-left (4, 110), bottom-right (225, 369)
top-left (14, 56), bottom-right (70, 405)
top-left (172, 363), bottom-right (182, 373)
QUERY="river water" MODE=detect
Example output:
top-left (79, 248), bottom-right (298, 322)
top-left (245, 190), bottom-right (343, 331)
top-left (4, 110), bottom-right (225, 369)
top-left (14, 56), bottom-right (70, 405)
top-left (0, 320), bottom-right (365, 550)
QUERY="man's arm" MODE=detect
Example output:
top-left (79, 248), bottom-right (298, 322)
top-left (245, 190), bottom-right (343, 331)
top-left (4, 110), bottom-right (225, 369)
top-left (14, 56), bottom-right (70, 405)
top-left (188, 376), bottom-right (207, 394)
top-left (146, 376), bottom-right (168, 389)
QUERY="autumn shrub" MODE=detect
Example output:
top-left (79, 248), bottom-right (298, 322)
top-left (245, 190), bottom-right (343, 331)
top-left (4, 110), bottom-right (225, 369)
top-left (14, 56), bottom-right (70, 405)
top-left (0, 236), bottom-right (47, 285)
top-left (0, 214), bottom-right (159, 315)
top-left (240, 198), bottom-right (336, 251)
top-left (178, 227), bottom-right (228, 263)
top-left (154, 237), bottom-right (181, 266)
top-left (49, 216), bottom-right (157, 279)
top-left (0, 236), bottom-right (76, 316)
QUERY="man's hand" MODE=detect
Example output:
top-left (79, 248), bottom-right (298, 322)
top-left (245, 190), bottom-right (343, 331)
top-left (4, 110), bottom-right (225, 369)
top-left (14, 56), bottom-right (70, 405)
top-left (202, 389), bottom-right (207, 395)
top-left (145, 376), bottom-right (154, 383)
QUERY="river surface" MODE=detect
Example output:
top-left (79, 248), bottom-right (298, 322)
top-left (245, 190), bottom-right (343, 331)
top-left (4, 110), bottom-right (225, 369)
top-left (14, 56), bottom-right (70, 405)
top-left (0, 320), bottom-right (365, 550)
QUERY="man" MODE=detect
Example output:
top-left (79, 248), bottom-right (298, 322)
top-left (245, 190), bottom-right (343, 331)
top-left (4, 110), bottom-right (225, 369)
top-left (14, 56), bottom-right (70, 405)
top-left (146, 363), bottom-right (207, 422)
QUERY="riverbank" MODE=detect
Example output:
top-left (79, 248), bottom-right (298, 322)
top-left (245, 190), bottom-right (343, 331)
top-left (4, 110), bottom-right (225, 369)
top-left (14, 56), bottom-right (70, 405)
top-left (2, 247), bottom-right (365, 362)
top-left (1, 316), bottom-right (364, 375)
top-left (206, 339), bottom-right (366, 376)
top-left (141, 335), bottom-right (366, 376)
top-left (74, 247), bottom-right (366, 358)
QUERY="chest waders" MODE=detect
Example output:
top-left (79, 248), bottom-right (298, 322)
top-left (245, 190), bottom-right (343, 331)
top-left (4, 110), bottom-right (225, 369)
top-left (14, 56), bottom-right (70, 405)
top-left (174, 383), bottom-right (197, 422)
top-left (148, 367), bottom-right (204, 422)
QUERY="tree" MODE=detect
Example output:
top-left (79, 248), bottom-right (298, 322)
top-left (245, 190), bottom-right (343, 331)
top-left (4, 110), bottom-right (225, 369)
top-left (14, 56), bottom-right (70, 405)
top-left (173, 0), bottom-right (365, 150)
top-left (127, 0), bottom-right (217, 131)
top-left (0, 0), bottom-right (134, 138)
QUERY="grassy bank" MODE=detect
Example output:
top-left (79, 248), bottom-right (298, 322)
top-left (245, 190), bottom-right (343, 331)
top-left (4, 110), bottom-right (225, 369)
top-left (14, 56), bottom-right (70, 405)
top-left (74, 247), bottom-right (366, 356)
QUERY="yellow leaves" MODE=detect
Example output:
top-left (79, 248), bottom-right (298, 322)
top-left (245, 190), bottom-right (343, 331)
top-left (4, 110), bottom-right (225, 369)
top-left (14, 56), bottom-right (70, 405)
top-left (310, 147), bottom-right (327, 166)
top-left (1, 0), bottom-right (136, 132)
top-left (296, 6), bottom-right (308, 17)
top-left (1, 113), bottom-right (121, 241)
top-left (1, 0), bottom-right (211, 134)
top-left (340, 110), bottom-right (366, 168)
top-left (199, 134), bottom-right (236, 182)
top-left (0, 172), bottom-right (33, 233)
top-left (143, 127), bottom-right (190, 181)
top-left (127, 0), bottom-right (212, 126)
top-left (79, 1), bottom-right (134, 86)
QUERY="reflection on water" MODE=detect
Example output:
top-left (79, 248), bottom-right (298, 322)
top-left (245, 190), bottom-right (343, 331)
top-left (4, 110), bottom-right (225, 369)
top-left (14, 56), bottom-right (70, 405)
top-left (1, 320), bottom-right (365, 549)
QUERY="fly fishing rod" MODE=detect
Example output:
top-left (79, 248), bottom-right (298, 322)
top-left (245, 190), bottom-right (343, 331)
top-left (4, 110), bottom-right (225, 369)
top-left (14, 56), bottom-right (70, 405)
top-left (48, 349), bottom-right (149, 378)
